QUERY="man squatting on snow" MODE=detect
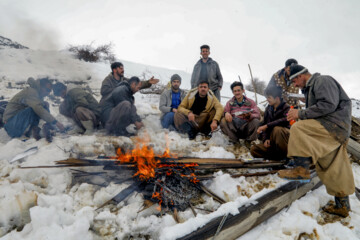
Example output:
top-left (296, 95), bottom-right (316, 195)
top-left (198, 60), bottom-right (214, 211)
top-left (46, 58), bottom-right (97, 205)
top-left (53, 82), bottom-right (101, 135)
top-left (250, 86), bottom-right (291, 160)
top-left (159, 74), bottom-right (186, 130)
top-left (174, 80), bottom-right (224, 140)
top-left (220, 81), bottom-right (260, 148)
top-left (3, 77), bottom-right (65, 140)
top-left (278, 64), bottom-right (355, 217)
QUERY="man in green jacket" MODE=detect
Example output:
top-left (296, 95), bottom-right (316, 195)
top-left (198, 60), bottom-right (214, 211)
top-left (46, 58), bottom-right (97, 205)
top-left (3, 77), bottom-right (65, 140)
top-left (53, 82), bottom-right (101, 135)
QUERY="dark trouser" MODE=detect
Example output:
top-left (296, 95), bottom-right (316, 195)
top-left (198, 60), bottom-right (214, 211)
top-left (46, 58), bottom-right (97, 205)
top-left (161, 112), bottom-right (175, 129)
top-left (220, 117), bottom-right (260, 142)
top-left (212, 88), bottom-right (221, 102)
top-left (4, 108), bottom-right (40, 138)
top-left (105, 101), bottom-right (138, 135)
top-left (73, 107), bottom-right (99, 129)
top-left (174, 109), bottom-right (216, 135)
top-left (250, 126), bottom-right (290, 160)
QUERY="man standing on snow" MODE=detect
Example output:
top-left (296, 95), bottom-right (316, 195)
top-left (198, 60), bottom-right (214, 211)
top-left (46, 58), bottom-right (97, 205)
top-left (159, 74), bottom-right (186, 130)
top-left (279, 64), bottom-right (354, 217)
top-left (190, 45), bottom-right (223, 101)
top-left (100, 62), bottom-right (159, 104)
top-left (101, 76), bottom-right (144, 136)
top-left (3, 77), bottom-right (65, 141)
top-left (53, 82), bottom-right (101, 135)
top-left (220, 81), bottom-right (260, 148)
top-left (265, 58), bottom-right (300, 107)
top-left (174, 80), bottom-right (223, 140)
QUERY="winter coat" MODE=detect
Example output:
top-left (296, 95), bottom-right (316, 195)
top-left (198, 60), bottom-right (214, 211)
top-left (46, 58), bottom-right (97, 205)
top-left (101, 81), bottom-right (141, 124)
top-left (159, 89), bottom-right (186, 119)
top-left (100, 72), bottom-right (151, 103)
top-left (260, 101), bottom-right (290, 141)
top-left (298, 73), bottom-right (352, 143)
top-left (266, 68), bottom-right (300, 106)
top-left (224, 96), bottom-right (260, 121)
top-left (190, 58), bottom-right (223, 91)
top-left (61, 88), bottom-right (101, 118)
top-left (3, 79), bottom-right (56, 123)
top-left (177, 88), bottom-right (224, 122)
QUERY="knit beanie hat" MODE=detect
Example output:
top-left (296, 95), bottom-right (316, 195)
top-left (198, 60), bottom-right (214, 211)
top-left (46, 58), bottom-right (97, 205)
top-left (289, 64), bottom-right (308, 80)
top-left (285, 58), bottom-right (298, 68)
top-left (170, 74), bottom-right (181, 83)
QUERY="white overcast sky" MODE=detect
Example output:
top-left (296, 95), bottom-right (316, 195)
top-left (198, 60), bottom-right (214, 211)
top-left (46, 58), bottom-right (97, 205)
top-left (0, 0), bottom-right (359, 98)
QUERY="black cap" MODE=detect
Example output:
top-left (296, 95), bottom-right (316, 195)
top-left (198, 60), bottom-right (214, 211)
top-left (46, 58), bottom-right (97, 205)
top-left (285, 58), bottom-right (298, 68)
top-left (289, 64), bottom-right (308, 80)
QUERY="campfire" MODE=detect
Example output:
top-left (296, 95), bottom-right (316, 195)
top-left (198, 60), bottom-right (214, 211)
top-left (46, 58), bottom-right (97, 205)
top-left (114, 141), bottom-right (201, 211)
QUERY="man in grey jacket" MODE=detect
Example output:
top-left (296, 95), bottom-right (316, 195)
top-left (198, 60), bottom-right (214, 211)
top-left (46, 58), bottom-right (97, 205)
top-left (190, 45), bottom-right (223, 101)
top-left (101, 77), bottom-right (143, 136)
top-left (100, 62), bottom-right (159, 104)
top-left (159, 74), bottom-right (186, 130)
top-left (279, 64), bottom-right (354, 218)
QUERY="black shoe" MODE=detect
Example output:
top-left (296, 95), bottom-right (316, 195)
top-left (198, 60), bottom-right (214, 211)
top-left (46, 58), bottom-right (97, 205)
top-left (323, 196), bottom-right (350, 217)
top-left (42, 123), bottom-right (54, 142)
top-left (32, 126), bottom-right (41, 140)
top-left (293, 157), bottom-right (312, 168)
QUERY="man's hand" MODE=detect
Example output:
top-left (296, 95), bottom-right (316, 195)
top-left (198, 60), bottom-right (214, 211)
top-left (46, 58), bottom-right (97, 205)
top-left (210, 120), bottom-right (218, 132)
top-left (225, 112), bottom-right (232, 122)
top-left (148, 76), bottom-right (159, 85)
top-left (257, 125), bottom-right (268, 134)
top-left (218, 86), bottom-right (222, 90)
top-left (188, 112), bottom-right (195, 122)
top-left (172, 108), bottom-right (178, 113)
top-left (264, 139), bottom-right (271, 148)
top-left (134, 121), bottom-right (144, 130)
top-left (287, 108), bottom-right (299, 121)
top-left (55, 122), bottom-right (65, 132)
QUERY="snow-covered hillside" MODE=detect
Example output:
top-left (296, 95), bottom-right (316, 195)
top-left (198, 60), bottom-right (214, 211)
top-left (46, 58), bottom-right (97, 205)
top-left (0, 41), bottom-right (359, 240)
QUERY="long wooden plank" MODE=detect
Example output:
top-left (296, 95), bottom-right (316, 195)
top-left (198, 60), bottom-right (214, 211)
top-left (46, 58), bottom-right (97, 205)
top-left (348, 138), bottom-right (360, 160)
top-left (177, 173), bottom-right (322, 240)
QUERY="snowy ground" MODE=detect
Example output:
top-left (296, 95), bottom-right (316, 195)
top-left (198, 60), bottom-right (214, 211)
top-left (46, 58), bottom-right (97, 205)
top-left (0, 47), bottom-right (360, 240)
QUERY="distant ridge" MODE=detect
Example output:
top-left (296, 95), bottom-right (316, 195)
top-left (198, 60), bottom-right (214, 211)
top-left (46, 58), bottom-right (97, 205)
top-left (0, 36), bottom-right (28, 49)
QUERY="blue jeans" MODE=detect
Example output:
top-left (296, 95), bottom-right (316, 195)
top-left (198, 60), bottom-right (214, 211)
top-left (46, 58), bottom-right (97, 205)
top-left (4, 108), bottom-right (40, 138)
top-left (161, 112), bottom-right (175, 129)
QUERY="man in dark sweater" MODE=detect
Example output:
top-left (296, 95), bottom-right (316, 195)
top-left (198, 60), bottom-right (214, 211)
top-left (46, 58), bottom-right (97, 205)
top-left (101, 77), bottom-right (143, 136)
top-left (250, 86), bottom-right (290, 160)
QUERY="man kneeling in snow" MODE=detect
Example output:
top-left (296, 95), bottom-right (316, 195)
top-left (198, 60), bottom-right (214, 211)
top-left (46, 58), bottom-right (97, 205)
top-left (279, 64), bottom-right (354, 217)
top-left (220, 81), bottom-right (260, 148)
top-left (53, 82), bottom-right (101, 135)
top-left (101, 76), bottom-right (144, 136)
top-left (174, 80), bottom-right (223, 140)
top-left (3, 77), bottom-right (65, 140)
top-left (159, 74), bottom-right (186, 131)
top-left (250, 86), bottom-right (290, 160)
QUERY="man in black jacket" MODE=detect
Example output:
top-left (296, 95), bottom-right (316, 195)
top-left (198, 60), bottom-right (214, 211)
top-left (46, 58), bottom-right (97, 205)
top-left (101, 77), bottom-right (143, 136)
top-left (279, 64), bottom-right (354, 218)
top-left (250, 86), bottom-right (290, 160)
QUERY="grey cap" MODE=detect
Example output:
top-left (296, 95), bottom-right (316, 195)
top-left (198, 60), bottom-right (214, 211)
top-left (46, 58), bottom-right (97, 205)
top-left (170, 74), bottom-right (181, 83)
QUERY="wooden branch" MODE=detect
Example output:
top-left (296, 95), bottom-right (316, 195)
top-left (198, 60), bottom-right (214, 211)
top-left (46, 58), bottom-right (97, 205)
top-left (177, 173), bottom-right (322, 240)
top-left (198, 183), bottom-right (226, 204)
top-left (248, 64), bottom-right (258, 105)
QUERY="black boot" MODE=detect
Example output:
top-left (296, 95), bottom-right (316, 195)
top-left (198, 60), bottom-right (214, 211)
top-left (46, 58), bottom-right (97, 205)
top-left (42, 123), bottom-right (55, 142)
top-left (179, 122), bottom-right (196, 140)
top-left (323, 196), bottom-right (351, 217)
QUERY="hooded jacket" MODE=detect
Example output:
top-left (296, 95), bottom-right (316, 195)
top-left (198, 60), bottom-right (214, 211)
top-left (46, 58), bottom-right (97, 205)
top-left (261, 101), bottom-right (290, 141)
top-left (61, 88), bottom-right (101, 117)
top-left (177, 88), bottom-right (224, 122)
top-left (3, 78), bottom-right (56, 123)
top-left (190, 58), bottom-right (223, 91)
top-left (298, 73), bottom-right (351, 143)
